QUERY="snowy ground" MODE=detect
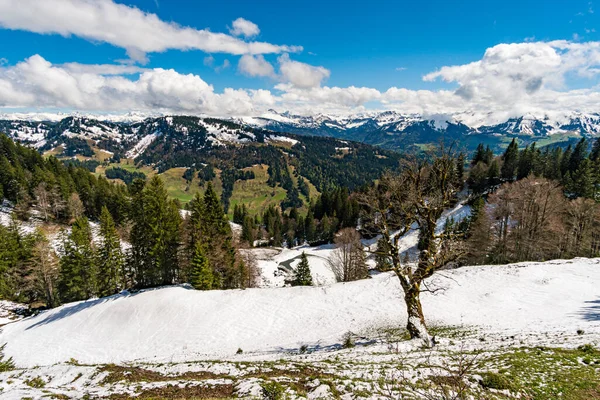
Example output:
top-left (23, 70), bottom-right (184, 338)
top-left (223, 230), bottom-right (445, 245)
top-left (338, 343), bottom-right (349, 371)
top-left (0, 258), bottom-right (599, 398)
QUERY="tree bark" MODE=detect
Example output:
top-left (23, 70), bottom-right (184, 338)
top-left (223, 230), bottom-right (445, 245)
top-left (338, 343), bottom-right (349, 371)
top-left (402, 281), bottom-right (432, 346)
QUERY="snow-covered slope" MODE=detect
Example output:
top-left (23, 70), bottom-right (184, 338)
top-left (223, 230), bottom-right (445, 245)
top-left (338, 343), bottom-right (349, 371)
top-left (2, 257), bottom-right (599, 367)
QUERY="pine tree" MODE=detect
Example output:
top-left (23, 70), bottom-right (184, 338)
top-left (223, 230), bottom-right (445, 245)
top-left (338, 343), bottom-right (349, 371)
top-left (501, 138), bottom-right (519, 181)
top-left (569, 138), bottom-right (588, 174)
top-left (129, 176), bottom-right (181, 288)
top-left (58, 217), bottom-right (97, 303)
top-left (484, 146), bottom-right (494, 165)
top-left (305, 210), bottom-right (316, 243)
top-left (190, 243), bottom-right (213, 290)
top-left (517, 145), bottom-right (532, 180)
top-left (98, 206), bottom-right (124, 297)
top-left (571, 159), bottom-right (595, 198)
top-left (591, 138), bottom-right (600, 162)
top-left (471, 144), bottom-right (485, 166)
top-left (293, 252), bottom-right (313, 286)
top-left (241, 215), bottom-right (255, 246)
top-left (488, 158), bottom-right (500, 185)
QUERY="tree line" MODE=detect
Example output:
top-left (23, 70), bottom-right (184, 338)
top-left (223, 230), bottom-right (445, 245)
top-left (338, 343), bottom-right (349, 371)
top-left (463, 137), bottom-right (600, 265)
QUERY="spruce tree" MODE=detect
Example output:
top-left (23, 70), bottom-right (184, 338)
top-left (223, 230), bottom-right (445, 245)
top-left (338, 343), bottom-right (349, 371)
top-left (58, 217), bottom-right (97, 303)
top-left (501, 138), bottom-right (519, 181)
top-left (487, 159), bottom-right (500, 185)
top-left (483, 145), bottom-right (494, 165)
top-left (571, 159), bottom-right (595, 198)
top-left (293, 252), bottom-right (313, 286)
top-left (98, 206), bottom-right (124, 296)
top-left (241, 215), bottom-right (255, 246)
top-left (190, 243), bottom-right (213, 290)
top-left (591, 138), bottom-right (600, 162)
top-left (569, 138), bottom-right (588, 174)
top-left (517, 145), bottom-right (532, 180)
top-left (129, 176), bottom-right (181, 288)
top-left (471, 144), bottom-right (485, 166)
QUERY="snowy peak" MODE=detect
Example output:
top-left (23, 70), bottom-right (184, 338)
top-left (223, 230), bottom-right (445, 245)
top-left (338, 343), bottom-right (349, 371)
top-left (240, 109), bottom-right (600, 138)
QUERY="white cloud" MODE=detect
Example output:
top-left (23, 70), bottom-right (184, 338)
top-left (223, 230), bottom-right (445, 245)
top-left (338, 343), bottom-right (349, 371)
top-left (203, 56), bottom-right (214, 67)
top-left (238, 54), bottom-right (275, 77)
top-left (4, 41), bottom-right (600, 125)
top-left (215, 59), bottom-right (231, 73)
top-left (61, 62), bottom-right (147, 75)
top-left (0, 0), bottom-right (300, 63)
top-left (0, 55), bottom-right (265, 115)
top-left (278, 54), bottom-right (330, 88)
top-left (395, 67), bottom-right (407, 71)
top-left (229, 18), bottom-right (260, 38)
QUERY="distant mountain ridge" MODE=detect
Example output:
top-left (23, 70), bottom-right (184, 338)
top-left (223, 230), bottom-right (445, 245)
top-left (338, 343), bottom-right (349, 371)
top-left (236, 110), bottom-right (600, 151)
top-left (3, 110), bottom-right (600, 156)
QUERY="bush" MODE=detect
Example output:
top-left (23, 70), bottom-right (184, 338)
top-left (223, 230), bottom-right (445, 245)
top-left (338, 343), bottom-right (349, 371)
top-left (236, 348), bottom-right (243, 354)
top-left (261, 381), bottom-right (285, 400)
top-left (578, 344), bottom-right (596, 353)
top-left (25, 377), bottom-right (46, 388)
top-left (0, 344), bottom-right (14, 372)
top-left (481, 372), bottom-right (511, 390)
top-left (342, 332), bottom-right (355, 349)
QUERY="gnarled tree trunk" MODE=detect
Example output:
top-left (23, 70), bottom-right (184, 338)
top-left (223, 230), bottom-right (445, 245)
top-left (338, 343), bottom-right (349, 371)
top-left (401, 279), bottom-right (432, 347)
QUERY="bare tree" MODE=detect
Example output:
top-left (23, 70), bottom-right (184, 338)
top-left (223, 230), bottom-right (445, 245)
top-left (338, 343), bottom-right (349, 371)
top-left (328, 227), bottom-right (368, 282)
top-left (358, 146), bottom-right (464, 345)
top-left (33, 183), bottom-right (51, 221)
top-left (488, 177), bottom-right (566, 263)
top-left (30, 237), bottom-right (60, 308)
top-left (67, 192), bottom-right (85, 221)
top-left (564, 197), bottom-right (600, 257)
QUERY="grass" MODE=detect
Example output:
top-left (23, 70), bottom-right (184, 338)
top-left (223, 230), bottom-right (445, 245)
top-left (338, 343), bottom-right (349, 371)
top-left (484, 345), bottom-right (600, 399)
top-left (44, 144), bottom-right (319, 217)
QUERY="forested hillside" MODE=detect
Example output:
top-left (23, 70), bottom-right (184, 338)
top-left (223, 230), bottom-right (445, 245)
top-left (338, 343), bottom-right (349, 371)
top-left (2, 116), bottom-right (401, 216)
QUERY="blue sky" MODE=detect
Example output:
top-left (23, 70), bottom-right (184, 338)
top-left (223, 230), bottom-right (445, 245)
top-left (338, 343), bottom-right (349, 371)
top-left (0, 0), bottom-right (599, 124)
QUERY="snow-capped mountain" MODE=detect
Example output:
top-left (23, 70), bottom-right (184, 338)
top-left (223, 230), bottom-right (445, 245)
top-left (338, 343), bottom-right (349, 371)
top-left (232, 110), bottom-right (600, 152)
top-left (3, 110), bottom-right (600, 158)
top-left (0, 115), bottom-right (280, 153)
top-left (239, 109), bottom-right (600, 138)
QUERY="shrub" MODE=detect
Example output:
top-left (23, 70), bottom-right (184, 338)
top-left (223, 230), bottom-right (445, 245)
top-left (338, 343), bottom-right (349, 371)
top-left (0, 344), bottom-right (14, 372)
top-left (236, 348), bottom-right (243, 354)
top-left (578, 344), bottom-right (596, 353)
top-left (481, 372), bottom-right (511, 390)
top-left (342, 332), bottom-right (355, 349)
top-left (261, 381), bottom-right (285, 400)
top-left (25, 377), bottom-right (46, 388)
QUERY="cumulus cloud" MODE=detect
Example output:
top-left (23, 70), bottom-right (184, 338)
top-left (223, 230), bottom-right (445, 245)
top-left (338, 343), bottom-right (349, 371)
top-left (278, 54), bottom-right (330, 88)
top-left (4, 41), bottom-right (600, 125)
top-left (0, 0), bottom-right (300, 63)
top-left (238, 54), bottom-right (275, 77)
top-left (0, 55), bottom-right (271, 115)
top-left (229, 18), bottom-right (260, 38)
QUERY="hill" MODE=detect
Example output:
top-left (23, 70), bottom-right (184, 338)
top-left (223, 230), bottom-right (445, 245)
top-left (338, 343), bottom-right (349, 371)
top-left (2, 257), bottom-right (598, 367)
top-left (0, 257), bottom-right (599, 399)
top-left (0, 116), bottom-right (401, 214)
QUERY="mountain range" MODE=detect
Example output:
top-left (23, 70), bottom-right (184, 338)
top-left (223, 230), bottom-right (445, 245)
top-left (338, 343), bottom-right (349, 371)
top-left (3, 110), bottom-right (598, 156)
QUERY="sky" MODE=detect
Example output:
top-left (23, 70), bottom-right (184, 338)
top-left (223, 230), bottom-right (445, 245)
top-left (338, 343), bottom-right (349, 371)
top-left (0, 0), bottom-right (599, 125)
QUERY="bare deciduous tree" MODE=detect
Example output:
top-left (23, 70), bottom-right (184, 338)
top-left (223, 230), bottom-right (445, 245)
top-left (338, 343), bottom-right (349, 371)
top-left (33, 183), bottom-right (51, 221)
top-left (67, 192), bottom-right (85, 221)
top-left (30, 237), bottom-right (60, 308)
top-left (328, 227), bottom-right (368, 282)
top-left (358, 146), bottom-right (464, 345)
top-left (488, 177), bottom-right (566, 263)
